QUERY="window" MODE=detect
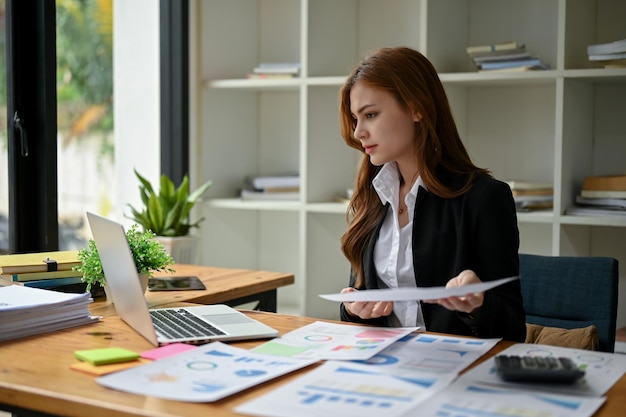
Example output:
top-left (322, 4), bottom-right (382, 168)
top-left (2, 0), bottom-right (186, 254)
top-left (2, 0), bottom-right (113, 253)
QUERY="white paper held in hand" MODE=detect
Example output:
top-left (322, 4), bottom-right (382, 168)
top-left (319, 276), bottom-right (519, 302)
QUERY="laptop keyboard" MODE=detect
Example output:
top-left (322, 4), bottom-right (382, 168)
top-left (150, 309), bottom-right (227, 340)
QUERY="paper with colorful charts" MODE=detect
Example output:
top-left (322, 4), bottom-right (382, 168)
top-left (251, 321), bottom-right (418, 360)
top-left (351, 333), bottom-right (501, 377)
top-left (96, 342), bottom-right (317, 402)
top-left (235, 359), bottom-right (458, 417)
top-left (417, 377), bottom-right (606, 417)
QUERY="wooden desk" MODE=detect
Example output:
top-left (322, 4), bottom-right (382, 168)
top-left (148, 264), bottom-right (294, 312)
top-left (0, 302), bottom-right (624, 417)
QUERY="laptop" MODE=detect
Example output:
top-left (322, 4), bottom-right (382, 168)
top-left (85, 212), bottom-right (279, 346)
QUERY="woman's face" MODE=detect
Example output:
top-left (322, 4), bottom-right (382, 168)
top-left (350, 81), bottom-right (421, 167)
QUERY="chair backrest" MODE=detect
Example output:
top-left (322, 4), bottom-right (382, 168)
top-left (519, 253), bottom-right (619, 353)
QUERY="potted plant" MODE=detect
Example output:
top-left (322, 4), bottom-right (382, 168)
top-left (125, 169), bottom-right (213, 263)
top-left (75, 224), bottom-right (175, 294)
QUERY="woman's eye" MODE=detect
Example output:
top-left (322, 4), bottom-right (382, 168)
top-left (365, 112), bottom-right (376, 119)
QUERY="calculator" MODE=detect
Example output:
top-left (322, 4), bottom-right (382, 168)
top-left (494, 355), bottom-right (585, 383)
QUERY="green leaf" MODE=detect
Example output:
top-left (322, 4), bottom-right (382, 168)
top-left (125, 170), bottom-right (212, 236)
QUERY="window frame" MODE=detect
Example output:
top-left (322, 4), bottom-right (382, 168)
top-left (6, 0), bottom-right (59, 253)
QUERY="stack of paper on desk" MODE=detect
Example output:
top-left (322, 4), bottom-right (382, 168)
top-left (0, 285), bottom-right (98, 341)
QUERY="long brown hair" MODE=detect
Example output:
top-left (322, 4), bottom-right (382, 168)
top-left (338, 47), bottom-right (490, 286)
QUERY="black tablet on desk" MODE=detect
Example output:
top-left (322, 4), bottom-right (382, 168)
top-left (148, 276), bottom-right (206, 291)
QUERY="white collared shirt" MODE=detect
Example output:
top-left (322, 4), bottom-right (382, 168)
top-left (372, 162), bottom-right (426, 329)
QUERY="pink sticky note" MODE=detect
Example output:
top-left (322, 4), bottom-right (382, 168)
top-left (140, 343), bottom-right (197, 360)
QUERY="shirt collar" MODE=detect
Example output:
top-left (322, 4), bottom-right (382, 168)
top-left (372, 162), bottom-right (426, 207)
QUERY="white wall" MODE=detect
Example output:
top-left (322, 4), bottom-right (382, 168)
top-left (113, 0), bottom-right (161, 227)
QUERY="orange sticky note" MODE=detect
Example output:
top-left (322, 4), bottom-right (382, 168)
top-left (70, 358), bottom-right (151, 376)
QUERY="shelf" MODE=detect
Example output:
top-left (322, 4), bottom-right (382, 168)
top-left (516, 211), bottom-right (554, 224)
top-left (204, 69), bottom-right (626, 92)
top-left (562, 68), bottom-right (626, 83)
top-left (206, 78), bottom-right (302, 91)
top-left (306, 202), bottom-right (349, 214)
top-left (559, 215), bottom-right (626, 228)
top-left (207, 198), bottom-right (302, 212)
top-left (208, 199), bottom-right (350, 215)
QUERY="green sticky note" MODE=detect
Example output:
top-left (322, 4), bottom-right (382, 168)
top-left (74, 347), bottom-right (140, 366)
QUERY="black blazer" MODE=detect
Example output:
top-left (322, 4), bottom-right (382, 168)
top-left (340, 174), bottom-right (527, 342)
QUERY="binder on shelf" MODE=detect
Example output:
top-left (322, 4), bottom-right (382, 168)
top-left (466, 41), bottom-right (548, 72)
top-left (514, 197), bottom-right (553, 212)
top-left (566, 206), bottom-right (626, 217)
top-left (246, 173), bottom-right (300, 190)
top-left (479, 57), bottom-right (549, 71)
top-left (252, 62), bottom-right (301, 76)
top-left (582, 174), bottom-right (626, 192)
top-left (568, 174), bottom-right (626, 217)
top-left (470, 50), bottom-right (531, 64)
top-left (602, 59), bottom-right (626, 69)
top-left (240, 189), bottom-right (300, 201)
top-left (511, 188), bottom-right (553, 197)
top-left (504, 180), bottom-right (553, 191)
top-left (580, 189), bottom-right (626, 199)
top-left (466, 40), bottom-right (521, 55)
top-left (246, 73), bottom-right (296, 79)
top-left (505, 180), bottom-right (553, 212)
top-left (587, 38), bottom-right (626, 56)
top-left (588, 52), bottom-right (626, 61)
top-left (587, 39), bottom-right (626, 67)
top-left (575, 196), bottom-right (626, 209)
top-left (467, 45), bottom-right (527, 59)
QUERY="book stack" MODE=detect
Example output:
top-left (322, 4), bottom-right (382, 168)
top-left (566, 174), bottom-right (626, 217)
top-left (240, 173), bottom-right (300, 201)
top-left (0, 285), bottom-right (98, 342)
top-left (466, 41), bottom-right (549, 72)
top-left (247, 62), bottom-right (301, 79)
top-left (0, 250), bottom-right (86, 293)
top-left (505, 180), bottom-right (553, 212)
top-left (587, 38), bottom-right (626, 68)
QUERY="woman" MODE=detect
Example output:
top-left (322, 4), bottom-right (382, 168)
top-left (337, 46), bottom-right (526, 342)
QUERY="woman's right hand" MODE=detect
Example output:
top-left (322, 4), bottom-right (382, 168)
top-left (340, 287), bottom-right (394, 319)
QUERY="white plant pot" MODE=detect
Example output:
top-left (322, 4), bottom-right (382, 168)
top-left (138, 272), bottom-right (149, 293)
top-left (155, 235), bottom-right (200, 264)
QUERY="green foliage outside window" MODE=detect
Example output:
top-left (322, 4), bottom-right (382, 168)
top-left (57, 0), bottom-right (113, 149)
top-left (0, 0), bottom-right (114, 153)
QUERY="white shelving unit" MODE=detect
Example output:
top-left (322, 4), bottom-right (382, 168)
top-left (191, 0), bottom-right (626, 325)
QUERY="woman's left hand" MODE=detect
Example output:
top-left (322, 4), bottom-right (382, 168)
top-left (423, 269), bottom-right (484, 314)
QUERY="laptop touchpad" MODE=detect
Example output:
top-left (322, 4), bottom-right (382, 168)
top-left (203, 313), bottom-right (254, 325)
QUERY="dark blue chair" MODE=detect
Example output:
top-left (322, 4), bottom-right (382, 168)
top-left (519, 253), bottom-right (619, 353)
